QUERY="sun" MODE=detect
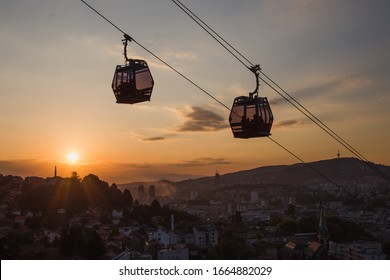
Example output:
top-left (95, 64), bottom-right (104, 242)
top-left (67, 152), bottom-right (79, 163)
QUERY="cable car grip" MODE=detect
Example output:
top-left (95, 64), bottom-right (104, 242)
top-left (122, 34), bottom-right (133, 62)
top-left (249, 64), bottom-right (261, 98)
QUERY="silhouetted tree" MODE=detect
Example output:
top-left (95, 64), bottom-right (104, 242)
top-left (82, 174), bottom-right (110, 209)
top-left (60, 226), bottom-right (105, 259)
top-left (150, 199), bottom-right (161, 215)
top-left (108, 183), bottom-right (123, 209)
top-left (81, 231), bottom-right (105, 259)
top-left (208, 231), bottom-right (255, 260)
top-left (232, 211), bottom-right (243, 224)
top-left (123, 189), bottom-right (134, 208)
top-left (277, 218), bottom-right (298, 234)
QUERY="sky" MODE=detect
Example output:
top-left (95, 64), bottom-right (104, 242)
top-left (0, 0), bottom-right (389, 184)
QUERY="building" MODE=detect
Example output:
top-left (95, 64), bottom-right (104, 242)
top-left (138, 185), bottom-right (145, 204)
top-left (113, 250), bottom-right (152, 260)
top-left (150, 229), bottom-right (171, 247)
top-left (148, 185), bottom-right (156, 203)
top-left (189, 190), bottom-right (198, 200)
top-left (328, 241), bottom-right (386, 260)
top-left (42, 228), bottom-right (61, 245)
top-left (193, 225), bottom-right (218, 248)
top-left (158, 244), bottom-right (189, 260)
top-left (251, 191), bottom-right (259, 203)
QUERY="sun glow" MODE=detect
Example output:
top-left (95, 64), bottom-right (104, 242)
top-left (67, 152), bottom-right (79, 163)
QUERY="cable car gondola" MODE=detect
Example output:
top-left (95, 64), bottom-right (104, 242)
top-left (111, 35), bottom-right (154, 104)
top-left (229, 65), bottom-right (273, 138)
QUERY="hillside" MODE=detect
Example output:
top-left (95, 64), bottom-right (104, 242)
top-left (119, 157), bottom-right (390, 199)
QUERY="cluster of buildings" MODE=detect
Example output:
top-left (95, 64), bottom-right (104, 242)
top-left (0, 170), bottom-right (389, 260)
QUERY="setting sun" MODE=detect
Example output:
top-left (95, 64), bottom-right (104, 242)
top-left (67, 152), bottom-right (79, 163)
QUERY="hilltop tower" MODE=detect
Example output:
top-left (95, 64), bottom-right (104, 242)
top-left (337, 149), bottom-right (340, 158)
top-left (54, 165), bottom-right (57, 177)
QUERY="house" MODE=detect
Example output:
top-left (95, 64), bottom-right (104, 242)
top-left (96, 228), bottom-right (110, 241)
top-left (193, 225), bottom-right (218, 248)
top-left (112, 209), bottom-right (123, 219)
top-left (11, 209), bottom-right (21, 216)
top-left (118, 226), bottom-right (132, 237)
top-left (14, 216), bottom-right (26, 226)
top-left (112, 250), bottom-right (152, 260)
top-left (158, 244), bottom-right (189, 260)
top-left (305, 241), bottom-right (327, 259)
top-left (33, 230), bottom-right (45, 242)
top-left (42, 228), bottom-right (61, 245)
top-left (0, 219), bottom-right (14, 231)
top-left (151, 229), bottom-right (171, 247)
top-left (25, 211), bottom-right (34, 218)
top-left (328, 241), bottom-right (386, 260)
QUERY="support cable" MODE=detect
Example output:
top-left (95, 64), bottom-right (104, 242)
top-left (79, 0), bottom-right (378, 208)
top-left (171, 0), bottom-right (390, 183)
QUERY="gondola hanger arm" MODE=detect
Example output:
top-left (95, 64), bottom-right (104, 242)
top-left (249, 64), bottom-right (261, 98)
top-left (122, 34), bottom-right (133, 62)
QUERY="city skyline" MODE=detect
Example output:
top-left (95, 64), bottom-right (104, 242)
top-left (1, 0), bottom-right (389, 183)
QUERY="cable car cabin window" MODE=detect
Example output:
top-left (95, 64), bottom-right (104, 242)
top-left (111, 60), bottom-right (154, 104)
top-left (135, 68), bottom-right (153, 91)
top-left (230, 104), bottom-right (244, 124)
top-left (229, 96), bottom-right (273, 139)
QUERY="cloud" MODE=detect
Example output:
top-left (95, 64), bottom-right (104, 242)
top-left (175, 157), bottom-right (232, 167)
top-left (177, 106), bottom-right (228, 132)
top-left (274, 119), bottom-right (307, 128)
top-left (268, 76), bottom-right (373, 107)
top-left (142, 136), bottom-right (166, 142)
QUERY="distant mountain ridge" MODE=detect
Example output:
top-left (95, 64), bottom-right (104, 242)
top-left (119, 158), bottom-right (390, 198)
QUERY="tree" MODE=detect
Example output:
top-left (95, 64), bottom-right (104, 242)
top-left (70, 171), bottom-right (81, 183)
top-left (150, 199), bottom-right (161, 215)
top-left (82, 231), bottom-right (105, 259)
top-left (108, 183), bottom-right (124, 209)
top-left (208, 231), bottom-right (255, 260)
top-left (277, 218), bottom-right (298, 234)
top-left (60, 226), bottom-right (105, 259)
top-left (232, 211), bottom-right (243, 224)
top-left (123, 189), bottom-right (134, 208)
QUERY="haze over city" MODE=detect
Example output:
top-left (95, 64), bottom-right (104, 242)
top-left (1, 0), bottom-right (389, 183)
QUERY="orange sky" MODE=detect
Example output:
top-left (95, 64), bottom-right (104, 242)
top-left (1, 0), bottom-right (389, 183)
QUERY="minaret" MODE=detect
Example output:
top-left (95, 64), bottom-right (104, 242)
top-left (337, 149), bottom-right (340, 159)
top-left (318, 201), bottom-right (329, 251)
top-left (54, 165), bottom-right (57, 177)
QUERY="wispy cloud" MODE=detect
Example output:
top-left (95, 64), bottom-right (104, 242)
top-left (177, 106), bottom-right (228, 132)
top-left (175, 157), bottom-right (232, 167)
top-left (142, 136), bottom-right (166, 142)
top-left (274, 119), bottom-right (308, 128)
